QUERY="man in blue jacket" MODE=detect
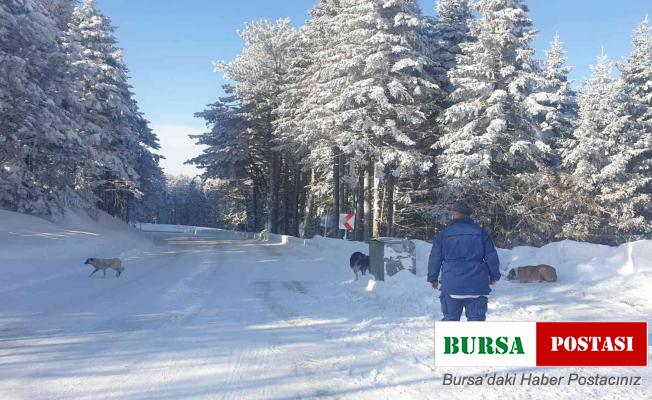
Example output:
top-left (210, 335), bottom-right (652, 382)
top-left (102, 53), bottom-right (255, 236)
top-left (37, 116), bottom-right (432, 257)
top-left (427, 202), bottom-right (501, 321)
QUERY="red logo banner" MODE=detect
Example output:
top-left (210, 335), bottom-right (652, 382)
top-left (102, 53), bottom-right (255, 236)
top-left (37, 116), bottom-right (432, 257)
top-left (536, 322), bottom-right (648, 367)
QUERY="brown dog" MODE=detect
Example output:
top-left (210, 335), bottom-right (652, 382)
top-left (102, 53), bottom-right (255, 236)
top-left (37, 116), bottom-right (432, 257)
top-left (506, 265), bottom-right (557, 283)
top-left (85, 258), bottom-right (124, 278)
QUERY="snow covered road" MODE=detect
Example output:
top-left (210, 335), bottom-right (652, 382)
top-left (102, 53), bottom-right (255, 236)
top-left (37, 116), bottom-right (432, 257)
top-left (1, 217), bottom-right (651, 399)
top-left (0, 230), bottom-right (429, 399)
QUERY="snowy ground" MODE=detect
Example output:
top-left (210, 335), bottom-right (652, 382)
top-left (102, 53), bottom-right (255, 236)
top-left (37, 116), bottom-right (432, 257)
top-left (0, 210), bottom-right (650, 399)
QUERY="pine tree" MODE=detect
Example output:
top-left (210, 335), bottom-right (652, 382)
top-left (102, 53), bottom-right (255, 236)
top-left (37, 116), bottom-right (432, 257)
top-left (330, 0), bottom-right (440, 175)
top-left (610, 17), bottom-right (652, 235)
top-left (188, 86), bottom-right (261, 229)
top-left (563, 51), bottom-right (615, 181)
top-left (619, 16), bottom-right (652, 223)
top-left (0, 0), bottom-right (84, 214)
top-left (214, 19), bottom-right (299, 233)
top-left (436, 0), bottom-right (551, 243)
top-left (41, 0), bottom-right (76, 30)
top-left (274, 28), bottom-right (313, 161)
top-left (406, 0), bottom-right (473, 236)
top-left (424, 0), bottom-right (473, 136)
top-left (620, 16), bottom-right (652, 126)
top-left (302, 0), bottom-right (443, 239)
top-left (439, 0), bottom-right (549, 182)
top-left (433, 0), bottom-right (473, 72)
top-left (273, 29), bottom-right (317, 235)
top-left (295, 0), bottom-right (348, 237)
top-left (189, 89), bottom-right (250, 182)
top-left (527, 33), bottom-right (577, 160)
top-left (129, 119), bottom-right (165, 223)
top-left (160, 175), bottom-right (209, 226)
top-left (63, 0), bottom-right (153, 218)
top-left (564, 48), bottom-right (650, 241)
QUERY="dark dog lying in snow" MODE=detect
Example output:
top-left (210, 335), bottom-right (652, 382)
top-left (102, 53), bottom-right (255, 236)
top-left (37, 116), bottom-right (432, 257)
top-left (506, 265), bottom-right (557, 283)
top-left (350, 251), bottom-right (370, 280)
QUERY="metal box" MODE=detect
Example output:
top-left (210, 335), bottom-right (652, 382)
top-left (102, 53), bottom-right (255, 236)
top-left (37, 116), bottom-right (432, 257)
top-left (369, 237), bottom-right (416, 281)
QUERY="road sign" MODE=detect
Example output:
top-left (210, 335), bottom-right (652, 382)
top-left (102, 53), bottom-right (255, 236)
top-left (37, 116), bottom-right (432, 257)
top-left (320, 214), bottom-right (334, 228)
top-left (339, 213), bottom-right (355, 231)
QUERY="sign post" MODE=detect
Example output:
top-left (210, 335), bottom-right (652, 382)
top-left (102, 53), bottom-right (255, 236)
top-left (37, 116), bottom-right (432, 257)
top-left (339, 213), bottom-right (355, 239)
top-left (320, 214), bottom-right (333, 236)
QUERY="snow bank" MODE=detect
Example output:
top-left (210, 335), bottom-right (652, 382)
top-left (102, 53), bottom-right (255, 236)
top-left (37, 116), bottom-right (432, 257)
top-left (496, 239), bottom-right (652, 314)
top-left (504, 239), bottom-right (652, 283)
top-left (135, 222), bottom-right (198, 233)
top-left (0, 209), bottom-right (153, 291)
top-left (262, 233), bottom-right (652, 285)
top-left (282, 233), bottom-right (652, 317)
top-left (136, 223), bottom-right (251, 240)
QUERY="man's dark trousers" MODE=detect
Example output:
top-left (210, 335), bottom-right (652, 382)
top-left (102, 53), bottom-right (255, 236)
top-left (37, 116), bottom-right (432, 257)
top-left (439, 293), bottom-right (488, 321)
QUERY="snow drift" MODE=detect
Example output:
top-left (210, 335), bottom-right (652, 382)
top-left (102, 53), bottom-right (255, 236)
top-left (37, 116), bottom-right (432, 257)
top-left (0, 210), bottom-right (153, 293)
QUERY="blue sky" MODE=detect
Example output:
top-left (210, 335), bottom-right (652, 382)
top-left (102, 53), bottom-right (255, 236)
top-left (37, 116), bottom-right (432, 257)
top-left (97, 0), bottom-right (651, 176)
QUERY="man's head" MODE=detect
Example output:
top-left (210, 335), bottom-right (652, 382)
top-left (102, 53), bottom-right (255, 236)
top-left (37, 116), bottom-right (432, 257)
top-left (450, 202), bottom-right (473, 220)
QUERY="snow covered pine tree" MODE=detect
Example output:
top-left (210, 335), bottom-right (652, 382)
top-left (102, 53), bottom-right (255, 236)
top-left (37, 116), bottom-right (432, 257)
top-left (63, 0), bottom-right (162, 220)
top-left (437, 0), bottom-right (552, 245)
top-left (0, 0), bottom-right (84, 215)
top-left (564, 41), bottom-right (651, 242)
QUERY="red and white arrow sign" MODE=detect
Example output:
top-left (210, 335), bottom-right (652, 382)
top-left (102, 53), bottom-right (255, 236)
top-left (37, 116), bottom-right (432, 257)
top-left (339, 213), bottom-right (355, 231)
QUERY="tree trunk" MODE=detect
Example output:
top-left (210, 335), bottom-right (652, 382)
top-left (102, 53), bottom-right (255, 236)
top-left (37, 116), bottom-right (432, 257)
top-left (355, 166), bottom-right (364, 241)
top-left (372, 162), bottom-right (381, 238)
top-left (339, 157), bottom-right (346, 212)
top-left (267, 152), bottom-right (281, 233)
top-left (293, 164), bottom-right (302, 236)
top-left (252, 184), bottom-right (258, 231)
top-left (283, 157), bottom-right (291, 235)
top-left (385, 173), bottom-right (395, 237)
top-left (256, 179), bottom-right (264, 231)
top-left (330, 148), bottom-right (341, 238)
top-left (297, 170), bottom-right (307, 235)
top-left (303, 169), bottom-right (316, 238)
top-left (380, 182), bottom-right (386, 233)
top-left (364, 162), bottom-right (373, 242)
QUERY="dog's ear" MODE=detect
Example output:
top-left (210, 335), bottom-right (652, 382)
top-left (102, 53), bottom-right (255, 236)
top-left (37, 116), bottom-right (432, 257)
top-left (84, 258), bottom-right (90, 264)
top-left (507, 269), bottom-right (515, 279)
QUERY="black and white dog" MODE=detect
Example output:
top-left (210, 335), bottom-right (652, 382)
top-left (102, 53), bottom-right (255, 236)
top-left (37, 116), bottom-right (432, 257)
top-left (349, 251), bottom-right (370, 280)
